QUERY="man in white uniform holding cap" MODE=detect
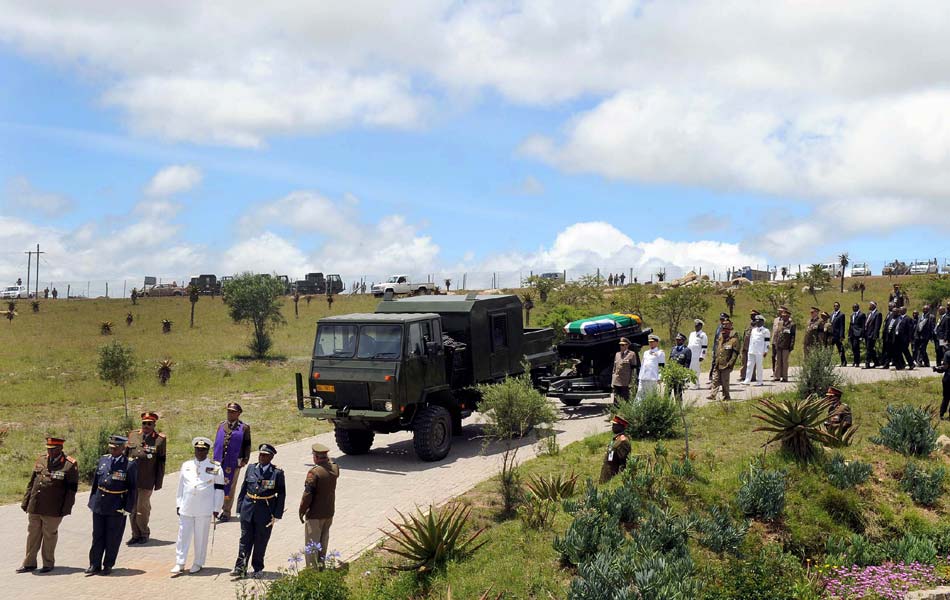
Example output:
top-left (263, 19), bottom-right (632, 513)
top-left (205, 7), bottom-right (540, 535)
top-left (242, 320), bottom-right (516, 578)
top-left (742, 315), bottom-right (771, 386)
top-left (635, 334), bottom-right (665, 401)
top-left (172, 437), bottom-right (225, 574)
top-left (687, 320), bottom-right (708, 389)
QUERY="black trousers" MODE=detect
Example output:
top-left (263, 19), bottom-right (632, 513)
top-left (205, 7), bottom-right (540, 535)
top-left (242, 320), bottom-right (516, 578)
top-left (833, 337), bottom-right (847, 365)
top-left (901, 342), bottom-right (914, 368)
top-left (881, 338), bottom-right (892, 367)
top-left (850, 338), bottom-right (862, 366)
top-left (865, 338), bottom-right (878, 367)
top-left (235, 514), bottom-right (274, 574)
top-left (914, 339), bottom-right (932, 366)
top-left (941, 376), bottom-right (950, 418)
top-left (612, 386), bottom-right (630, 404)
top-left (89, 513), bottom-right (126, 569)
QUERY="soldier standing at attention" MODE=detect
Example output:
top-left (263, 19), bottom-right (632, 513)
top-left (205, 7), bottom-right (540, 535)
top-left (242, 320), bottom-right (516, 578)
top-left (933, 348), bottom-right (950, 420)
top-left (687, 319), bottom-right (708, 390)
top-left (707, 319), bottom-right (741, 401)
top-left (770, 308), bottom-right (785, 373)
top-left (231, 443), bottom-right (286, 579)
top-left (611, 337), bottom-right (639, 404)
top-left (599, 415), bottom-right (631, 483)
top-left (125, 411), bottom-right (166, 544)
top-left (741, 315), bottom-right (770, 386)
top-left (739, 310), bottom-right (760, 383)
top-left (773, 308), bottom-right (796, 382)
top-left (214, 402), bottom-right (252, 522)
top-left (86, 435), bottom-right (137, 576)
top-left (708, 313), bottom-right (728, 381)
top-left (830, 302), bottom-right (847, 366)
top-left (915, 305), bottom-right (936, 367)
top-left (635, 334), bottom-right (665, 401)
top-left (819, 311), bottom-right (833, 347)
top-left (17, 436), bottom-right (79, 574)
top-left (300, 443), bottom-right (339, 567)
top-left (173, 437), bottom-right (225, 575)
top-left (803, 306), bottom-right (821, 358)
top-left (935, 306), bottom-right (950, 361)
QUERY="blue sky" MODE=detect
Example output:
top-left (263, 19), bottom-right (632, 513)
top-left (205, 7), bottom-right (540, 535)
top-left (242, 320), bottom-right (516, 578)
top-left (1, 2), bottom-right (948, 293)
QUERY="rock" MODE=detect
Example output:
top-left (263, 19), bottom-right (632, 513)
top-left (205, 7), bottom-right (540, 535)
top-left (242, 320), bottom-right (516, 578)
top-left (905, 587), bottom-right (950, 600)
top-left (936, 435), bottom-right (950, 455)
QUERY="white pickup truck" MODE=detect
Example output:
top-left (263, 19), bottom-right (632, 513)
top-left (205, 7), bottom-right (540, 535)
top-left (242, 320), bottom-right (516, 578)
top-left (850, 262), bottom-right (870, 277)
top-left (371, 275), bottom-right (440, 297)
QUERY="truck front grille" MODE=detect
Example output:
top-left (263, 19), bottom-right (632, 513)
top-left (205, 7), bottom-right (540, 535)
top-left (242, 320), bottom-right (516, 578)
top-left (324, 382), bottom-right (371, 410)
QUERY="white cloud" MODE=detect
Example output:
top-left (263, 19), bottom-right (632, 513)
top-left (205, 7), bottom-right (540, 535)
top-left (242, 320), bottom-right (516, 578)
top-left (145, 165), bottom-right (202, 197)
top-left (221, 231), bottom-right (311, 276)
top-left (511, 175), bottom-right (544, 196)
top-left (4, 176), bottom-right (74, 217)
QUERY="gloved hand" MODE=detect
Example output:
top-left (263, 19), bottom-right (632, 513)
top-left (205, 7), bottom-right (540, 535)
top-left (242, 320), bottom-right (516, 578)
top-left (299, 514), bottom-right (306, 524)
top-left (117, 509), bottom-right (129, 516)
top-left (176, 507), bottom-right (180, 516)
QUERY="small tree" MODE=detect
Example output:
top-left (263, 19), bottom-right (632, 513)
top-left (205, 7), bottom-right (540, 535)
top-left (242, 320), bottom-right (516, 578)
top-left (100, 321), bottom-right (113, 335)
top-left (188, 285), bottom-right (199, 328)
top-left (222, 273), bottom-right (287, 359)
top-left (838, 253), bottom-right (849, 293)
top-left (97, 340), bottom-right (137, 418)
top-left (801, 264), bottom-right (831, 305)
top-left (660, 361), bottom-right (698, 456)
top-left (610, 283), bottom-right (651, 316)
top-left (916, 275), bottom-right (950, 311)
top-left (31, 300), bottom-right (40, 313)
top-left (652, 284), bottom-right (712, 344)
top-left (523, 275), bottom-right (558, 303)
top-left (293, 293), bottom-right (300, 318)
top-left (5, 307), bottom-right (16, 323)
top-left (747, 282), bottom-right (797, 315)
top-left (157, 359), bottom-right (173, 386)
top-left (126, 312), bottom-right (134, 326)
top-left (162, 319), bottom-right (172, 333)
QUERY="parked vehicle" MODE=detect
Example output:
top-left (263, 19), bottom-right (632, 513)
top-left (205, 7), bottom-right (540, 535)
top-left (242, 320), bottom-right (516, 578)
top-left (293, 272), bottom-right (344, 295)
top-left (539, 272), bottom-right (566, 283)
top-left (188, 274), bottom-right (221, 295)
top-left (371, 275), bottom-right (439, 297)
top-left (909, 259), bottom-right (938, 275)
top-left (943, 261), bottom-right (950, 274)
top-left (143, 283), bottom-right (187, 297)
top-left (820, 263), bottom-right (844, 278)
top-left (1, 285), bottom-right (29, 299)
top-left (295, 294), bottom-right (557, 461)
top-left (732, 266), bottom-right (771, 282)
top-left (882, 261), bottom-right (910, 276)
top-left (850, 262), bottom-right (870, 277)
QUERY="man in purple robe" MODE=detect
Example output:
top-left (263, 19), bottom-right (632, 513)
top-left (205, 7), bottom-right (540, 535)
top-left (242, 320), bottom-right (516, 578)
top-left (213, 402), bottom-right (252, 522)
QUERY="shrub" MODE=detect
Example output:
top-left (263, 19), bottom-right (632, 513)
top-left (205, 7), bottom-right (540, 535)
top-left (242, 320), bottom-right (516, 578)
top-left (823, 453), bottom-right (873, 489)
top-left (497, 448), bottom-right (523, 515)
top-left (265, 567), bottom-right (349, 600)
top-left (518, 495), bottom-right (558, 530)
top-left (527, 471), bottom-right (577, 501)
top-left (900, 462), bottom-right (946, 507)
top-left (871, 404), bottom-right (939, 457)
top-left (222, 272), bottom-right (287, 359)
top-left (699, 544), bottom-right (807, 600)
top-left (381, 504), bottom-right (486, 573)
top-left (97, 339), bottom-right (137, 418)
top-left (696, 505), bottom-right (749, 556)
top-left (796, 346), bottom-right (844, 399)
top-left (881, 533), bottom-right (939, 565)
top-left (825, 533), bottom-right (885, 567)
top-left (554, 506), bottom-right (624, 567)
top-left (569, 546), bottom-right (698, 600)
top-left (754, 394), bottom-right (841, 462)
top-left (735, 462), bottom-right (786, 521)
top-left (76, 416), bottom-right (135, 483)
top-left (615, 391), bottom-right (679, 439)
top-left (563, 478), bottom-right (644, 526)
top-left (478, 372), bottom-right (557, 440)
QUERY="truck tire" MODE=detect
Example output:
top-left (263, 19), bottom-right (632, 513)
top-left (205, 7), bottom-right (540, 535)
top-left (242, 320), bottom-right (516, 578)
top-left (418, 287), bottom-right (429, 296)
top-left (334, 427), bottom-right (374, 455)
top-left (413, 405), bottom-right (452, 461)
top-left (560, 398), bottom-right (582, 407)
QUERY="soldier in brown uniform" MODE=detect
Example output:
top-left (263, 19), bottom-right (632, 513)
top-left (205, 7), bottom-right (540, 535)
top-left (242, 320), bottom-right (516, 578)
top-left (773, 309), bottom-right (796, 382)
top-left (771, 308), bottom-right (785, 372)
top-left (125, 411), bottom-right (166, 544)
top-left (823, 386), bottom-right (853, 433)
top-left (819, 311), bottom-right (833, 347)
top-left (299, 442), bottom-right (339, 567)
top-left (707, 320), bottom-right (741, 401)
top-left (611, 337), bottom-right (639, 404)
top-left (739, 310), bottom-right (760, 382)
top-left (599, 415), bottom-right (631, 483)
top-left (803, 306), bottom-right (822, 359)
top-left (17, 437), bottom-right (79, 573)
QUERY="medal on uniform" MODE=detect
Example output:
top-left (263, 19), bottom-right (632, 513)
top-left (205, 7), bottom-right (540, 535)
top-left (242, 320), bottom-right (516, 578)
top-left (113, 470), bottom-right (126, 481)
top-left (263, 479), bottom-right (275, 489)
top-left (608, 451), bottom-right (614, 461)
top-left (146, 454), bottom-right (153, 459)
top-left (206, 466), bottom-right (216, 474)
top-left (51, 471), bottom-right (65, 480)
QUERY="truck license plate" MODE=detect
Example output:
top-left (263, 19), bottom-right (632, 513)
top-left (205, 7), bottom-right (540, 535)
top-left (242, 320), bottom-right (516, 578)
top-left (316, 384), bottom-right (335, 393)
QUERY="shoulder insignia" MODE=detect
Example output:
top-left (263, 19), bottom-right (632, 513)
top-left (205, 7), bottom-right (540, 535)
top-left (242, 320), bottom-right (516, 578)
top-left (65, 456), bottom-right (77, 464)
top-left (157, 432), bottom-right (167, 438)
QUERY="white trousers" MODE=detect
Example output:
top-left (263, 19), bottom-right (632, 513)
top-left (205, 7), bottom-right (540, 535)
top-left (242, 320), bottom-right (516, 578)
top-left (688, 347), bottom-right (703, 386)
top-left (635, 379), bottom-right (658, 401)
top-left (743, 353), bottom-right (765, 384)
top-left (175, 515), bottom-right (211, 567)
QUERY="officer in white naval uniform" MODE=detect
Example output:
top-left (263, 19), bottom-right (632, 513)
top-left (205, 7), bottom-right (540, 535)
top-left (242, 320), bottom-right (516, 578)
top-left (172, 437), bottom-right (225, 574)
top-left (742, 315), bottom-right (771, 386)
top-left (687, 319), bottom-right (708, 389)
top-left (635, 334), bottom-right (666, 401)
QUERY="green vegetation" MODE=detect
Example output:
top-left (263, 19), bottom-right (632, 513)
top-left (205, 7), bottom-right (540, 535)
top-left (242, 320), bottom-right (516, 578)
top-left (96, 339), bottom-right (137, 418)
top-left (381, 504), bottom-right (487, 573)
top-left (615, 391), bottom-right (679, 439)
top-left (871, 403), bottom-right (939, 457)
top-left (900, 462), bottom-right (947, 507)
top-left (222, 272), bottom-right (289, 358)
top-left (753, 394), bottom-right (842, 462)
top-left (796, 345), bottom-right (845, 398)
top-left (735, 461), bottom-right (787, 521)
top-left (823, 453), bottom-right (873, 489)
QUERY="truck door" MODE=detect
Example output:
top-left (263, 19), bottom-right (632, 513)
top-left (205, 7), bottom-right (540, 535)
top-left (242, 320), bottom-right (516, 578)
top-left (488, 312), bottom-right (510, 379)
top-left (423, 319), bottom-right (445, 388)
top-left (405, 322), bottom-right (426, 403)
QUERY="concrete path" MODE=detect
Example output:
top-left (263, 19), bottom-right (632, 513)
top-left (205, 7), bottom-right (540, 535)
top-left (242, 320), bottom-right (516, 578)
top-left (0, 365), bottom-right (938, 599)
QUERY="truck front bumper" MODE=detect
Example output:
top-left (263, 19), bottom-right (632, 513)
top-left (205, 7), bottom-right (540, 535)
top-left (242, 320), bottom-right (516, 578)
top-left (299, 406), bottom-right (398, 422)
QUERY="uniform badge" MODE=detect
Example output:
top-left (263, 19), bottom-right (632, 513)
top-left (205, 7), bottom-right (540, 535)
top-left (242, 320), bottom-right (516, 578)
top-left (51, 471), bottom-right (65, 480)
top-left (146, 454), bottom-right (153, 459)
top-left (112, 470), bottom-right (126, 481)
top-left (205, 466), bottom-right (217, 474)
top-left (263, 479), bottom-right (276, 489)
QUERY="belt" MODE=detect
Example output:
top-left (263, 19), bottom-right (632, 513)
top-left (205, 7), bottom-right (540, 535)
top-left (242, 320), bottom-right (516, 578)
top-left (100, 488), bottom-right (126, 495)
top-left (246, 493), bottom-right (276, 501)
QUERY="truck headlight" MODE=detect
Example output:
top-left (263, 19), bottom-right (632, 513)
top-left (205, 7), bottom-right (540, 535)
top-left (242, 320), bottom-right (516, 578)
top-left (384, 401), bottom-right (393, 412)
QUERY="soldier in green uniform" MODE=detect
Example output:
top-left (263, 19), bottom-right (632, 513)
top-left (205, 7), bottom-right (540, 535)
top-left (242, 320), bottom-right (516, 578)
top-left (773, 308), bottom-right (796, 382)
top-left (17, 437), bottom-right (79, 573)
top-left (599, 415), bottom-right (631, 483)
top-left (803, 306), bottom-right (822, 359)
top-left (125, 411), bottom-right (166, 544)
top-left (707, 320), bottom-right (741, 401)
top-left (823, 386), bottom-right (853, 433)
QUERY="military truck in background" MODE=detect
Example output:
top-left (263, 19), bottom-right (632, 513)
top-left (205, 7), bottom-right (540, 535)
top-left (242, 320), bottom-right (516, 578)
top-left (371, 275), bottom-right (440, 297)
top-left (296, 294), bottom-right (557, 461)
top-left (188, 274), bottom-right (221, 295)
top-left (293, 272), bottom-right (345, 295)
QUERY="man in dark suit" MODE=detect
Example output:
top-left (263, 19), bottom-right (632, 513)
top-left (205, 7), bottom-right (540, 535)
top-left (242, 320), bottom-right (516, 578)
top-left (864, 301), bottom-right (882, 368)
top-left (884, 307), bottom-right (905, 370)
top-left (935, 306), bottom-right (950, 361)
top-left (899, 307), bottom-right (915, 369)
top-left (848, 303), bottom-right (866, 367)
top-left (86, 435), bottom-right (137, 576)
top-left (915, 306), bottom-right (936, 367)
top-left (830, 301), bottom-right (846, 366)
top-left (881, 302), bottom-right (897, 368)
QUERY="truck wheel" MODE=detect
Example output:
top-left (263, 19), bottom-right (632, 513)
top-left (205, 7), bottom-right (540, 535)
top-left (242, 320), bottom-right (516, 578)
top-left (334, 427), bottom-right (374, 455)
top-left (413, 405), bottom-right (452, 461)
top-left (560, 398), bottom-right (582, 407)
top-left (418, 287), bottom-right (429, 296)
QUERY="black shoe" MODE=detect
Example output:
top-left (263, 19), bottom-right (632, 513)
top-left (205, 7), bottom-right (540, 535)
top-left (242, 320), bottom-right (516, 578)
top-left (15, 566), bottom-right (36, 573)
top-left (216, 514), bottom-right (230, 523)
top-left (100, 567), bottom-right (112, 576)
top-left (84, 566), bottom-right (101, 576)
top-left (251, 570), bottom-right (264, 578)
top-left (39, 566), bottom-right (53, 573)
top-left (230, 568), bottom-right (244, 579)
top-left (127, 537), bottom-right (141, 545)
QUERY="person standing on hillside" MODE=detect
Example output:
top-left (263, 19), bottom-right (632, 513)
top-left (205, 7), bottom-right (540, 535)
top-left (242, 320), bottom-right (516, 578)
top-left (300, 443), bottom-right (339, 566)
top-left (687, 319), bottom-right (708, 390)
top-left (214, 402), bottom-right (252, 522)
top-left (17, 436), bottom-right (79, 574)
top-left (848, 303), bottom-right (866, 367)
top-left (830, 302), bottom-right (847, 366)
top-left (636, 334), bottom-right (665, 401)
top-left (125, 411), bottom-right (166, 545)
top-left (739, 310), bottom-right (760, 383)
top-left (773, 309), bottom-right (795, 382)
top-left (611, 337), bottom-right (639, 403)
top-left (707, 320), bottom-right (741, 401)
top-left (803, 306), bottom-right (822, 359)
top-left (864, 301), bottom-right (883, 368)
top-left (889, 284), bottom-right (907, 308)
top-left (742, 315), bottom-right (770, 386)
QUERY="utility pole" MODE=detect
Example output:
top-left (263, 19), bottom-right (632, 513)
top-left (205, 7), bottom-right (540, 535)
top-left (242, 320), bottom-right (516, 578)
top-left (24, 250), bottom-right (32, 294)
top-left (34, 245), bottom-right (44, 299)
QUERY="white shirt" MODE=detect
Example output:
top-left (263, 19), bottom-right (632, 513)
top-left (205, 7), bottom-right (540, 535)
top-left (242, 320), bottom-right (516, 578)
top-left (639, 347), bottom-right (666, 381)
top-left (177, 458), bottom-right (225, 517)
top-left (748, 325), bottom-right (771, 355)
top-left (687, 330), bottom-right (708, 359)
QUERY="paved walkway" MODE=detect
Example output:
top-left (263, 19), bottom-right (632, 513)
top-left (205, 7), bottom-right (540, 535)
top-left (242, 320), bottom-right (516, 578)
top-left (0, 365), bottom-right (938, 598)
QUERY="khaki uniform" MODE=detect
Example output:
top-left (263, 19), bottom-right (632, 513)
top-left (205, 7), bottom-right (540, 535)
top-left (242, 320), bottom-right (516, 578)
top-left (611, 349), bottom-right (640, 401)
top-left (21, 453), bottom-right (79, 569)
top-left (709, 331), bottom-right (740, 400)
top-left (300, 460), bottom-right (339, 566)
top-left (820, 318), bottom-right (833, 347)
top-left (771, 316), bottom-right (783, 371)
top-left (825, 402), bottom-right (853, 433)
top-left (598, 434), bottom-right (631, 483)
top-left (774, 319), bottom-right (796, 381)
top-left (125, 428), bottom-right (167, 539)
top-left (803, 316), bottom-right (821, 358)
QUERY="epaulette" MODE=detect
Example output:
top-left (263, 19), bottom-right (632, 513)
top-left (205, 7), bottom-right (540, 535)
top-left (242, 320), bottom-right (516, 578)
top-left (212, 460), bottom-right (221, 465)
top-left (157, 432), bottom-right (167, 438)
top-left (65, 456), bottom-right (77, 464)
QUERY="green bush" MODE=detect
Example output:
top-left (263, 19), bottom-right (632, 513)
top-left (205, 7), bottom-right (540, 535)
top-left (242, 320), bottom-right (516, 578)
top-left (696, 505), bottom-right (749, 556)
top-left (823, 453), bottom-right (873, 489)
top-left (265, 567), bottom-right (349, 600)
top-left (825, 533), bottom-right (885, 567)
top-left (871, 404), bottom-right (939, 457)
top-left (615, 391), bottom-right (679, 439)
top-left (796, 346), bottom-right (844, 399)
top-left (900, 462), bottom-right (946, 507)
top-left (735, 462), bottom-right (786, 522)
top-left (569, 546), bottom-right (698, 600)
top-left (76, 416), bottom-right (135, 483)
top-left (882, 533), bottom-right (939, 565)
top-left (518, 495), bottom-right (558, 530)
top-left (699, 544), bottom-right (808, 600)
top-left (554, 506), bottom-right (624, 567)
top-left (563, 478), bottom-right (643, 527)
top-left (819, 487), bottom-right (866, 532)
top-left (478, 372), bottom-right (557, 440)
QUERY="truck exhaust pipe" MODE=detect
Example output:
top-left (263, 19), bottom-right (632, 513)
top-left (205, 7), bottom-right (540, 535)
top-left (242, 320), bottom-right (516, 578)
top-left (295, 372), bottom-right (304, 410)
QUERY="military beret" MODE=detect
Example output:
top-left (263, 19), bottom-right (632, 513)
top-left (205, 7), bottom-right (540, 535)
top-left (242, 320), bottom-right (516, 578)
top-left (611, 415), bottom-right (629, 427)
top-left (140, 411), bottom-right (159, 422)
top-left (226, 402), bottom-right (243, 413)
top-left (108, 434), bottom-right (127, 446)
top-left (258, 443), bottom-right (277, 455)
top-left (192, 436), bottom-right (212, 449)
top-left (46, 436), bottom-right (65, 448)
top-left (810, 306), bottom-right (820, 311)
top-left (618, 337), bottom-right (630, 345)
top-left (825, 386), bottom-right (843, 398)
top-left (311, 442), bottom-right (330, 454)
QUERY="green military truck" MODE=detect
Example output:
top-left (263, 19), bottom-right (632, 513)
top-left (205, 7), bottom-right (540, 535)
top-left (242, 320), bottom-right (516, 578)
top-left (295, 294), bottom-right (557, 461)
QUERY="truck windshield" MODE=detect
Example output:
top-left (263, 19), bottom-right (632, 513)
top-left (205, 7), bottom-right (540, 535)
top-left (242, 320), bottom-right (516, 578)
top-left (314, 324), bottom-right (403, 359)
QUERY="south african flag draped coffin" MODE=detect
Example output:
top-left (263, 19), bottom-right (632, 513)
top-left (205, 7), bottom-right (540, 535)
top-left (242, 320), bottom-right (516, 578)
top-left (564, 313), bottom-right (642, 336)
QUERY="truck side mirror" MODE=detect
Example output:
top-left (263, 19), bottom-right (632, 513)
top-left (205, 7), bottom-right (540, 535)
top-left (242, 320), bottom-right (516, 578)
top-left (426, 341), bottom-right (441, 355)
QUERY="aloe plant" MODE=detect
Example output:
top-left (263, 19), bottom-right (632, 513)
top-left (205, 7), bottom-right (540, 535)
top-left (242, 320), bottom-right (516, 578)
top-left (162, 319), bottom-right (172, 333)
top-left (100, 321), bottom-right (113, 335)
top-left (31, 301), bottom-right (40, 313)
top-left (157, 359), bottom-right (173, 386)
top-left (381, 503), bottom-right (486, 572)
top-left (526, 470), bottom-right (577, 501)
top-left (753, 395), bottom-right (842, 462)
top-left (5, 308), bottom-right (16, 323)
top-left (126, 312), bottom-right (134, 326)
